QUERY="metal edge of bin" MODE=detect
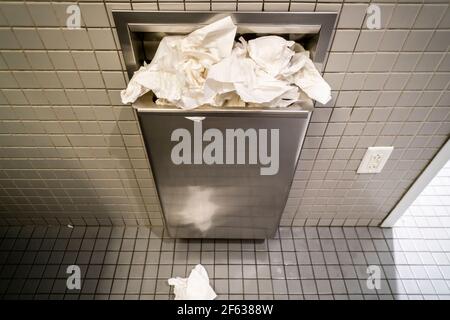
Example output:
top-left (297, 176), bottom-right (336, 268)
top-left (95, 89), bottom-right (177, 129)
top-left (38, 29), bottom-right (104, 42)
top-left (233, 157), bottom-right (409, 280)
top-left (265, 110), bottom-right (311, 239)
top-left (132, 93), bottom-right (315, 116)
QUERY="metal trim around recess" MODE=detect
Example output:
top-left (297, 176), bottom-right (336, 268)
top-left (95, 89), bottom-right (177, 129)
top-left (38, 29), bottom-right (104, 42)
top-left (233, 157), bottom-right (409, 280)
top-left (113, 11), bottom-right (338, 79)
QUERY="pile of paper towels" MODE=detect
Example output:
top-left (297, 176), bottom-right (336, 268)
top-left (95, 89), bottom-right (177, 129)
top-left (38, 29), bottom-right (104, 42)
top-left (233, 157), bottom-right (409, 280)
top-left (121, 16), bottom-right (331, 109)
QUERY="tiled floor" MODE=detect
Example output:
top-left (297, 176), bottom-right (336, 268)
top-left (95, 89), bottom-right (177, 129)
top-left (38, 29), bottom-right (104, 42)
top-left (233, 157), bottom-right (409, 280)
top-left (397, 160), bottom-right (450, 227)
top-left (1, 162), bottom-right (450, 300)
top-left (0, 223), bottom-right (449, 300)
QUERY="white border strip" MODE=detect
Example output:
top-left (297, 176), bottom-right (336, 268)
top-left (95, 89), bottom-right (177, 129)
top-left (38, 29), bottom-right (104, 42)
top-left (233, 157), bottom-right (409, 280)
top-left (381, 138), bottom-right (450, 227)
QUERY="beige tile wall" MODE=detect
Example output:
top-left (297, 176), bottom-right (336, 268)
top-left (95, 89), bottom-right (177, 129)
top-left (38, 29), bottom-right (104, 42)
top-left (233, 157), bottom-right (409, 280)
top-left (0, 1), bottom-right (449, 227)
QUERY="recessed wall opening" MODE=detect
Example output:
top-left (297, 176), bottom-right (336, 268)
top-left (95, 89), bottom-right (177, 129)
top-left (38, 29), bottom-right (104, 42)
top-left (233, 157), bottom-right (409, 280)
top-left (138, 27), bottom-right (321, 66)
top-left (113, 11), bottom-right (338, 78)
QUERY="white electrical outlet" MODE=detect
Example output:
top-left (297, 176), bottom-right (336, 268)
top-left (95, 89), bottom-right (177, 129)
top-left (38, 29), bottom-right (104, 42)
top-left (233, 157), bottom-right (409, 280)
top-left (357, 146), bottom-right (394, 174)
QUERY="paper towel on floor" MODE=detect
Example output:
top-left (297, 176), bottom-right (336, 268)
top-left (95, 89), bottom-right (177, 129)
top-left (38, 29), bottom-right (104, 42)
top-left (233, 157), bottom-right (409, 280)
top-left (168, 264), bottom-right (217, 300)
top-left (121, 16), bottom-right (331, 108)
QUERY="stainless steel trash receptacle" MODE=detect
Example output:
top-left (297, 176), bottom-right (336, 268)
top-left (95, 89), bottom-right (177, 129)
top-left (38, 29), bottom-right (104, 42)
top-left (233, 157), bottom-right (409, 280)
top-left (134, 95), bottom-right (312, 239)
top-left (114, 11), bottom-right (337, 238)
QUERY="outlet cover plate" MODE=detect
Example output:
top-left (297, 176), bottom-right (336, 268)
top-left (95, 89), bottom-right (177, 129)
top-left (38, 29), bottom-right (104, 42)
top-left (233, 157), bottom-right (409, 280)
top-left (357, 146), bottom-right (394, 174)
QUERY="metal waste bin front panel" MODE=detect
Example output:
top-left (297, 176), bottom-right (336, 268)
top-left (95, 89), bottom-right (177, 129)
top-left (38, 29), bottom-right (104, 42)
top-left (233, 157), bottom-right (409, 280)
top-left (138, 110), bottom-right (310, 239)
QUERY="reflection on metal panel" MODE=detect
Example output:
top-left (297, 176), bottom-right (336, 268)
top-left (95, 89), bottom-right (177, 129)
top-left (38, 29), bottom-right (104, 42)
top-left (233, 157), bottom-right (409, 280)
top-left (138, 110), bottom-right (310, 239)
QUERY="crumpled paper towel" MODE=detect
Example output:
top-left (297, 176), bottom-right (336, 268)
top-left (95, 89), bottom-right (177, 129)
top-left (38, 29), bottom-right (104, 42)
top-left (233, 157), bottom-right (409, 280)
top-left (121, 16), bottom-right (331, 108)
top-left (280, 42), bottom-right (332, 105)
top-left (168, 264), bottom-right (217, 300)
top-left (121, 16), bottom-right (236, 108)
top-left (205, 37), bottom-right (300, 108)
